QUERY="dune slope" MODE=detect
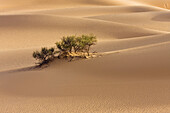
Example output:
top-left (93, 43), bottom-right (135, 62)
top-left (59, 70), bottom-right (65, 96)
top-left (32, 5), bottom-right (162, 17)
top-left (88, 11), bottom-right (170, 32)
top-left (0, 0), bottom-right (127, 11)
top-left (0, 14), bottom-right (161, 50)
top-left (132, 0), bottom-right (170, 9)
top-left (0, 41), bottom-right (169, 113)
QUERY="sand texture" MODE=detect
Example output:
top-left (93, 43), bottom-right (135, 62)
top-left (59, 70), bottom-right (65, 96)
top-left (0, 0), bottom-right (170, 113)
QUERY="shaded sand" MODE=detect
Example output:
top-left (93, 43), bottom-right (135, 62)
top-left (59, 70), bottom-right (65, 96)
top-left (0, 0), bottom-right (170, 113)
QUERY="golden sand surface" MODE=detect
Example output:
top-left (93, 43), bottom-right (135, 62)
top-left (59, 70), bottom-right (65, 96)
top-left (0, 0), bottom-right (170, 112)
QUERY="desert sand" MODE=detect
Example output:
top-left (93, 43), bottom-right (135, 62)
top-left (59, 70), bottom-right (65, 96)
top-left (0, 0), bottom-right (170, 113)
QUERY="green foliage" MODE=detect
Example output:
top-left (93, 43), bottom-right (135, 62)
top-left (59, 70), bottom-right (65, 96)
top-left (56, 34), bottom-right (97, 56)
top-left (79, 34), bottom-right (97, 55)
top-left (55, 35), bottom-right (76, 53)
top-left (33, 47), bottom-right (55, 65)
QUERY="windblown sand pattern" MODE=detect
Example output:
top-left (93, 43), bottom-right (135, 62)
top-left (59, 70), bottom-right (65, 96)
top-left (0, 0), bottom-right (170, 113)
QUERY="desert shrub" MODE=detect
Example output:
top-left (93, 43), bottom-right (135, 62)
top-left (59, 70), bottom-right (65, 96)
top-left (56, 34), bottom-right (97, 54)
top-left (33, 47), bottom-right (55, 65)
top-left (56, 36), bottom-right (76, 53)
top-left (79, 34), bottom-right (97, 55)
top-left (73, 36), bottom-right (85, 53)
top-left (33, 34), bottom-right (97, 65)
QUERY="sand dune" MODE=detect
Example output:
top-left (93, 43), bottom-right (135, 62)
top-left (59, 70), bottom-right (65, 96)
top-left (1, 0), bottom-right (169, 11)
top-left (132, 0), bottom-right (170, 9)
top-left (0, 33), bottom-right (169, 75)
top-left (0, 14), bottom-right (161, 50)
top-left (0, 49), bottom-right (35, 72)
top-left (32, 5), bottom-right (162, 17)
top-left (0, 0), bottom-right (124, 6)
top-left (0, 41), bottom-right (169, 113)
top-left (0, 0), bottom-right (128, 12)
top-left (88, 11), bottom-right (170, 32)
top-left (93, 34), bottom-right (170, 52)
top-left (0, 0), bottom-right (170, 113)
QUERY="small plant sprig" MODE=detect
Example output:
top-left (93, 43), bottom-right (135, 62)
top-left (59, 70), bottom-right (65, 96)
top-left (33, 47), bottom-right (55, 66)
